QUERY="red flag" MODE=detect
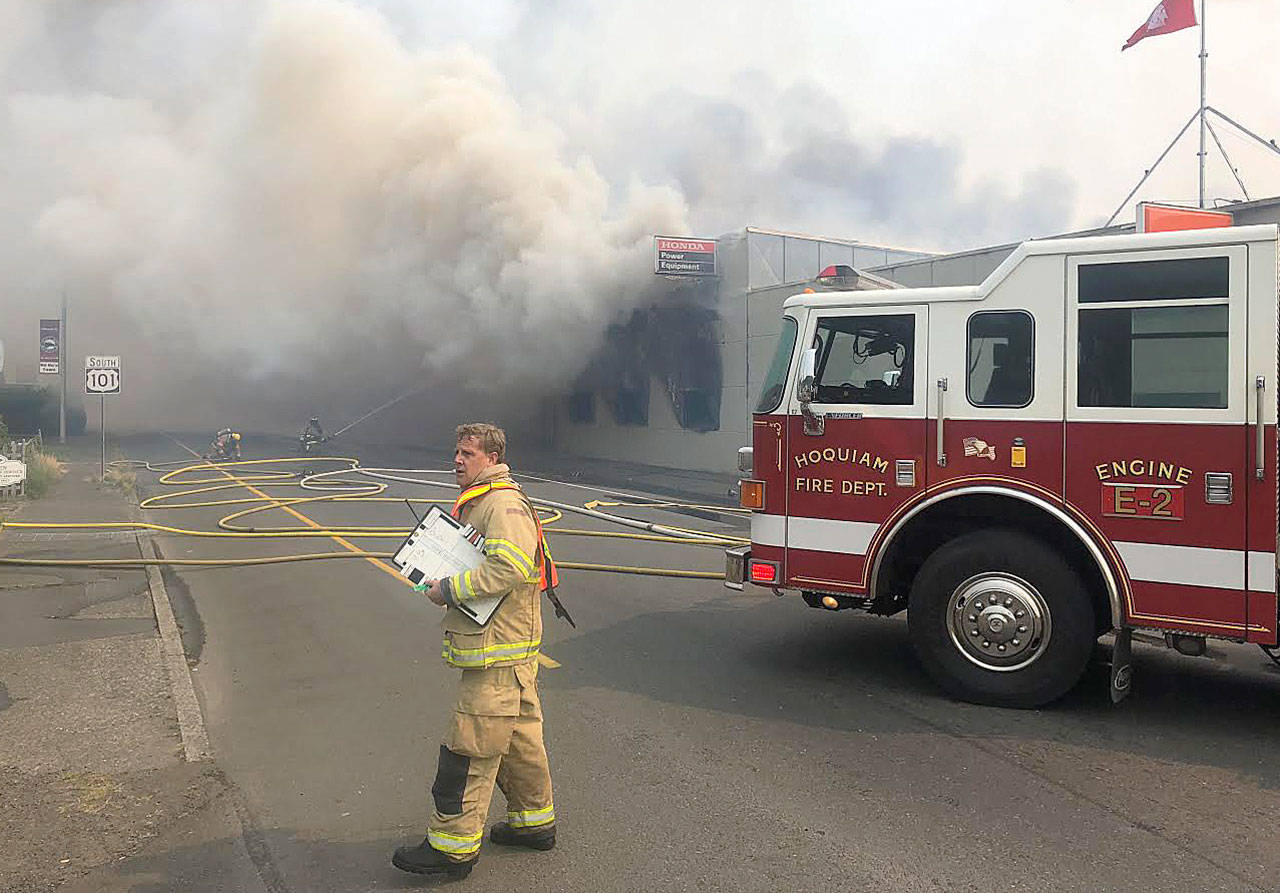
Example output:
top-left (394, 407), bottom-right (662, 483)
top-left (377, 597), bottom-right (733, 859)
top-left (1122, 0), bottom-right (1198, 50)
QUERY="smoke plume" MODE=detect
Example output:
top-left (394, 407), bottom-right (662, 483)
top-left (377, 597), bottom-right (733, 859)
top-left (0, 0), bottom-right (686, 432)
top-left (0, 0), bottom-right (1078, 438)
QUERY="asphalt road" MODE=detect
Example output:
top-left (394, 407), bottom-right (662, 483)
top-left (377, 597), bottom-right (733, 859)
top-left (112, 432), bottom-right (1280, 892)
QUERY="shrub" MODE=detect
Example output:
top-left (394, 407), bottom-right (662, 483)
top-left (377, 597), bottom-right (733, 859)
top-left (24, 451), bottom-right (65, 499)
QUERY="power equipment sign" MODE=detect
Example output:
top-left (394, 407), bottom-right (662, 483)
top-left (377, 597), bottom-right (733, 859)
top-left (655, 237), bottom-right (717, 276)
top-left (39, 319), bottom-right (60, 374)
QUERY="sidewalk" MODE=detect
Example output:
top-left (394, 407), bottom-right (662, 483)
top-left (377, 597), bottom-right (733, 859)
top-left (0, 440), bottom-right (225, 892)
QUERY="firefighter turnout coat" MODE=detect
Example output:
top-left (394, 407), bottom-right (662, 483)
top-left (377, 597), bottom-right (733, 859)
top-left (439, 464), bottom-right (544, 667)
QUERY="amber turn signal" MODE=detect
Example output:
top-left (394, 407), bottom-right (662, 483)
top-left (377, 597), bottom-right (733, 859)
top-left (739, 479), bottom-right (764, 510)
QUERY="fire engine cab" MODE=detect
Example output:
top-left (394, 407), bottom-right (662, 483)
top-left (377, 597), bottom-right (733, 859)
top-left (726, 223), bottom-right (1279, 707)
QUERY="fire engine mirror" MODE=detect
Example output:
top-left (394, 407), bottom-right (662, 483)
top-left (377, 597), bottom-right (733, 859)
top-left (797, 348), bottom-right (817, 403)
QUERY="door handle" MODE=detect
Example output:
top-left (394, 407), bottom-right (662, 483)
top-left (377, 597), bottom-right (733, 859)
top-left (936, 377), bottom-right (948, 467)
top-left (1256, 376), bottom-right (1266, 481)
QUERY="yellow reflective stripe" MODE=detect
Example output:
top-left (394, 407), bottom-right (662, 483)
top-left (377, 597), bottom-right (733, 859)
top-left (442, 636), bottom-right (541, 667)
top-left (427, 828), bottom-right (482, 855)
top-left (485, 544), bottom-right (537, 581)
top-left (444, 572), bottom-right (471, 604)
top-left (462, 570), bottom-right (477, 601)
top-left (486, 538), bottom-right (535, 573)
top-left (507, 804), bottom-right (555, 827)
top-left (447, 637), bottom-right (541, 656)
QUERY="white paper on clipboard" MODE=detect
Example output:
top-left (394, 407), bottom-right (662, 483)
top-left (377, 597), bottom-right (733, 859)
top-left (392, 505), bottom-right (506, 625)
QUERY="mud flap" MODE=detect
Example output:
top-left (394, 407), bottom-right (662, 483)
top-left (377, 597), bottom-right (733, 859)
top-left (1110, 627), bottom-right (1133, 704)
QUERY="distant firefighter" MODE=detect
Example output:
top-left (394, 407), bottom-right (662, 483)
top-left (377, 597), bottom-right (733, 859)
top-left (204, 428), bottom-right (241, 461)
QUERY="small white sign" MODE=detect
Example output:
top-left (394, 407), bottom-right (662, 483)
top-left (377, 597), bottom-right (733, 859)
top-left (86, 355), bottom-right (121, 394)
top-left (0, 459), bottom-right (27, 487)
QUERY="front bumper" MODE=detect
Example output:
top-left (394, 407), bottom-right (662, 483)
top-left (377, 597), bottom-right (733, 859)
top-left (724, 545), bottom-right (750, 591)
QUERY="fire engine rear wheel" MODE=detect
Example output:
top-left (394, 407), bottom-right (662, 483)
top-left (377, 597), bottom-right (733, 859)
top-left (907, 529), bottom-right (1095, 708)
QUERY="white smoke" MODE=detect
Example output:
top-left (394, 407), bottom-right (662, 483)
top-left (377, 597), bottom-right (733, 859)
top-left (0, 0), bottom-right (687, 429)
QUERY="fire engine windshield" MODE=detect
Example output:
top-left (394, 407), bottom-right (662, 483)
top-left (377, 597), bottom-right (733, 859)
top-left (755, 316), bottom-right (799, 413)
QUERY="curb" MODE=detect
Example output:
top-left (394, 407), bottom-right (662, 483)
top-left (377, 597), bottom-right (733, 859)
top-left (135, 529), bottom-right (211, 762)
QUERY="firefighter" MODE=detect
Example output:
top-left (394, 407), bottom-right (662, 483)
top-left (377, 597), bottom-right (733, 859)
top-left (392, 423), bottom-right (556, 878)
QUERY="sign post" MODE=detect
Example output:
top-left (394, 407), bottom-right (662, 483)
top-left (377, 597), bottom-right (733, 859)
top-left (85, 356), bottom-right (121, 480)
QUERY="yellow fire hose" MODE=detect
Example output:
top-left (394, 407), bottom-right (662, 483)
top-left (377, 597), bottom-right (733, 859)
top-left (0, 455), bottom-right (744, 581)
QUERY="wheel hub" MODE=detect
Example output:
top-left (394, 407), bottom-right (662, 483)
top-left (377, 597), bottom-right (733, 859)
top-left (946, 573), bottom-right (1052, 672)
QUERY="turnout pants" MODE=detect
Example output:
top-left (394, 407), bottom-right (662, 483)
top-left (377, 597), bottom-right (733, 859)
top-left (427, 661), bottom-right (554, 861)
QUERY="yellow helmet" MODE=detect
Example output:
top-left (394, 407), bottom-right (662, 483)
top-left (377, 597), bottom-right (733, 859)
top-left (232, 432), bottom-right (241, 440)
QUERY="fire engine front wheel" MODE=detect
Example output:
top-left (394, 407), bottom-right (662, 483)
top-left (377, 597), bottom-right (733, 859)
top-left (907, 529), bottom-right (1095, 708)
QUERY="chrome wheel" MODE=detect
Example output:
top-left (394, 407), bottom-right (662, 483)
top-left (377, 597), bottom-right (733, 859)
top-left (946, 573), bottom-right (1051, 672)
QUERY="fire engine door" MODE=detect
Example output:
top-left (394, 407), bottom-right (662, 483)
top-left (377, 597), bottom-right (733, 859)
top-left (1063, 246), bottom-right (1250, 639)
top-left (784, 306), bottom-right (928, 595)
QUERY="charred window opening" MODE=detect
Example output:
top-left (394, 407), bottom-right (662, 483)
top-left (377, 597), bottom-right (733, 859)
top-left (601, 316), bottom-right (651, 427)
top-left (591, 288), bottom-right (723, 432)
top-left (649, 302), bottom-right (722, 432)
top-left (566, 390), bottom-right (595, 424)
top-left (610, 385), bottom-right (650, 425)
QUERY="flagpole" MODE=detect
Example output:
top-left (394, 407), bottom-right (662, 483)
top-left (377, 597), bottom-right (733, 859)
top-left (1198, 0), bottom-right (1207, 208)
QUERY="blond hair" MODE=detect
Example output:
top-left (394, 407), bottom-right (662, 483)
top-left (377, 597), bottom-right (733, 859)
top-left (455, 422), bottom-right (506, 462)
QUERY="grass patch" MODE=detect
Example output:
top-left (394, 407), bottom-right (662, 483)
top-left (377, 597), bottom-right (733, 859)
top-left (103, 463), bottom-right (137, 499)
top-left (24, 451), bottom-right (65, 499)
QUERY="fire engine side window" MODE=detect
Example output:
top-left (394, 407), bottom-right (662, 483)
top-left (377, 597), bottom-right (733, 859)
top-left (967, 311), bottom-right (1034, 408)
top-left (1078, 305), bottom-right (1229, 408)
top-left (812, 314), bottom-right (914, 405)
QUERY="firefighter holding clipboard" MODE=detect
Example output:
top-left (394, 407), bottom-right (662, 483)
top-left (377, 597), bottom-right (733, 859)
top-left (393, 423), bottom-right (570, 878)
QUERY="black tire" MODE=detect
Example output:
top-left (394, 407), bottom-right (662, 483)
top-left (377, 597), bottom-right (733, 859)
top-left (907, 528), bottom-right (1095, 708)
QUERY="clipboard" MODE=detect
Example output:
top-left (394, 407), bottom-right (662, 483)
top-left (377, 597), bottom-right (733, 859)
top-left (392, 505), bottom-right (507, 625)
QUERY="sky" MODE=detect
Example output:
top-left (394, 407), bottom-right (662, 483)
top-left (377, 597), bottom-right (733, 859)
top-left (0, 0), bottom-right (1276, 432)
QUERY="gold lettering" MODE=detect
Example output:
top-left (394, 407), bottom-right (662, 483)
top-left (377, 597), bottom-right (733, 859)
top-left (794, 453), bottom-right (809, 469)
top-left (1112, 485), bottom-right (1137, 515)
top-left (1095, 464), bottom-right (1111, 481)
top-left (1159, 461), bottom-right (1174, 480)
top-left (1176, 467), bottom-right (1192, 485)
top-left (874, 458), bottom-right (889, 473)
top-left (822, 447), bottom-right (836, 462)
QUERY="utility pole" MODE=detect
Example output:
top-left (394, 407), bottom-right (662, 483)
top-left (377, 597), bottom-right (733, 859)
top-left (59, 292), bottom-right (67, 444)
top-left (1197, 0), bottom-right (1207, 208)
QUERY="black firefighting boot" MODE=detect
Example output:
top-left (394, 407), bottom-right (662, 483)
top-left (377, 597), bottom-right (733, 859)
top-left (489, 822), bottom-right (556, 850)
top-left (391, 838), bottom-right (477, 877)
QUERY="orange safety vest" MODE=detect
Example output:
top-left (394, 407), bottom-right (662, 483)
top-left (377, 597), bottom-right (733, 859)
top-left (452, 480), bottom-right (560, 591)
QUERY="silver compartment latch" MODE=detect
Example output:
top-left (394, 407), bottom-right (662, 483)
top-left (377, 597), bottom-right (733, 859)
top-left (1205, 472), bottom-right (1233, 505)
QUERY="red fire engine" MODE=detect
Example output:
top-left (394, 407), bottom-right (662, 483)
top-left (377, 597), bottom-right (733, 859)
top-left (726, 223), bottom-right (1279, 707)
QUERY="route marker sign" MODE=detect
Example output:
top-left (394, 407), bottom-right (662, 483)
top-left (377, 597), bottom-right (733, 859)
top-left (85, 356), bottom-right (121, 394)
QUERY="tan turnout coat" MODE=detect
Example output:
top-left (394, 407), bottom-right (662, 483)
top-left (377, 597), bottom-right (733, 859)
top-left (439, 464), bottom-right (543, 669)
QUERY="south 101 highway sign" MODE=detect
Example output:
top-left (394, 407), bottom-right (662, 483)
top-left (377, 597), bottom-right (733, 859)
top-left (85, 356), bottom-right (121, 394)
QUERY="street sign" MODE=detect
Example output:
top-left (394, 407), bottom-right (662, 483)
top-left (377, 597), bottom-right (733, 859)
top-left (0, 459), bottom-right (26, 487)
top-left (85, 356), bottom-right (121, 394)
top-left (654, 236), bottom-right (717, 276)
top-left (39, 319), bottom-right (60, 374)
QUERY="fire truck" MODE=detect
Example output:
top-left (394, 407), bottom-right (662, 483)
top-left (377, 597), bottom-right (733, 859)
top-left (726, 223), bottom-right (1279, 707)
